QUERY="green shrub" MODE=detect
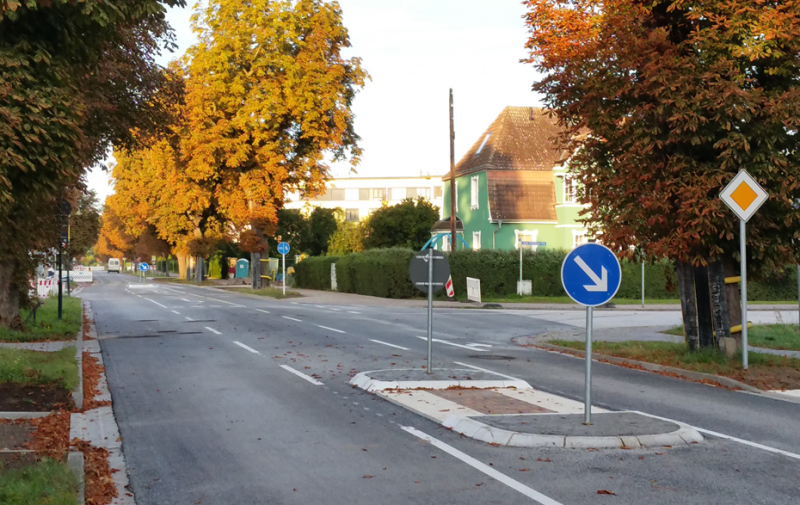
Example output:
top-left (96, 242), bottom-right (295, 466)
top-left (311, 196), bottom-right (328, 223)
top-left (294, 255), bottom-right (340, 290)
top-left (336, 248), bottom-right (416, 298)
top-left (208, 254), bottom-right (224, 279)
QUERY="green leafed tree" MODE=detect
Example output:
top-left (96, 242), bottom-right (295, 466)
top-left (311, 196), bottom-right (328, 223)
top-left (364, 198), bottom-right (440, 251)
top-left (524, 0), bottom-right (800, 350)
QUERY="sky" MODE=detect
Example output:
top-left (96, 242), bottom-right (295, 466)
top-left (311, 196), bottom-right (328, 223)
top-left (85, 0), bottom-right (544, 203)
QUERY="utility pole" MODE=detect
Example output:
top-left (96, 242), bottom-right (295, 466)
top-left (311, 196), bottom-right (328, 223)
top-left (449, 89), bottom-right (456, 251)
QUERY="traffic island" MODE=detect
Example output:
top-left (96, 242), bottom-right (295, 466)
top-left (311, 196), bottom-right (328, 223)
top-left (350, 368), bottom-right (703, 449)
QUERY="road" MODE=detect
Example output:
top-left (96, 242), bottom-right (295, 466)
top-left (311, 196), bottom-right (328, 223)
top-left (82, 272), bottom-right (800, 505)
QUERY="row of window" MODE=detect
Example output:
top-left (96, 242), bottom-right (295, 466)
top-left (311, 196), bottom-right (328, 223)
top-left (453, 175), bottom-right (578, 212)
top-left (441, 229), bottom-right (588, 251)
top-left (314, 187), bottom-right (443, 202)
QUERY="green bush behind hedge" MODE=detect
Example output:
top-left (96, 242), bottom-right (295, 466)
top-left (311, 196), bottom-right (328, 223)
top-left (294, 248), bottom-right (796, 301)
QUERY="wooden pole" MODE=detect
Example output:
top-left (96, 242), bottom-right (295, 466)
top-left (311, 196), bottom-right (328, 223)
top-left (449, 89), bottom-right (456, 251)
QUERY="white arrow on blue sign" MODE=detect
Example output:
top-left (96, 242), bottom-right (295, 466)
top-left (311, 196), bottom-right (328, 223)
top-left (277, 242), bottom-right (290, 255)
top-left (138, 263), bottom-right (150, 272)
top-left (560, 243), bottom-right (621, 307)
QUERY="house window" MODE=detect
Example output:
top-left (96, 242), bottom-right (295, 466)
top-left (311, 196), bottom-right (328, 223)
top-left (434, 186), bottom-right (443, 198)
top-left (440, 235), bottom-right (451, 252)
top-left (564, 175), bottom-right (577, 204)
top-left (359, 188), bottom-right (370, 200)
top-left (573, 230), bottom-right (588, 248)
top-left (472, 231), bottom-right (481, 250)
top-left (391, 187), bottom-right (406, 200)
top-left (331, 188), bottom-right (345, 200)
top-left (515, 229), bottom-right (540, 251)
top-left (345, 209), bottom-right (359, 222)
top-left (470, 176), bottom-right (479, 209)
top-left (371, 188), bottom-right (386, 200)
top-left (406, 188), bottom-right (418, 199)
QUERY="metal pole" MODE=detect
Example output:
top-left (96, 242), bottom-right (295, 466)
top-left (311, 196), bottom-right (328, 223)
top-left (641, 261), bottom-right (645, 308)
top-left (57, 246), bottom-right (63, 320)
top-left (584, 306), bottom-right (593, 424)
top-left (519, 244), bottom-right (523, 282)
top-left (741, 219), bottom-right (748, 370)
top-left (427, 247), bottom-right (434, 374)
top-left (797, 264), bottom-right (799, 331)
top-left (66, 224), bottom-right (71, 296)
top-left (282, 254), bottom-right (286, 295)
top-left (449, 89), bottom-right (456, 251)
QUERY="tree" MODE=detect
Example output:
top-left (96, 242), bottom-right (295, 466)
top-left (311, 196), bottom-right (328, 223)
top-left (524, 0), bottom-right (800, 349)
top-left (328, 221), bottom-right (366, 256)
top-left (364, 198), bottom-right (440, 250)
top-left (65, 186), bottom-right (102, 262)
top-left (0, 0), bottom-right (184, 328)
top-left (182, 0), bottom-right (367, 289)
top-left (307, 207), bottom-right (339, 256)
top-left (270, 209), bottom-right (311, 257)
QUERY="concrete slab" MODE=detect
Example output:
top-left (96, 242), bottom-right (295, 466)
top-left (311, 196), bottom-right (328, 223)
top-left (471, 412), bottom-right (679, 437)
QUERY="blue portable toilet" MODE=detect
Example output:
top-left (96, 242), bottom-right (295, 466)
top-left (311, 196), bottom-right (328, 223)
top-left (235, 258), bottom-right (250, 278)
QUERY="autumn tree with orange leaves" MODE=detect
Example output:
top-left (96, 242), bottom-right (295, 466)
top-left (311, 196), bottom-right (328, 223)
top-left (182, 0), bottom-right (367, 289)
top-left (525, 0), bottom-right (800, 351)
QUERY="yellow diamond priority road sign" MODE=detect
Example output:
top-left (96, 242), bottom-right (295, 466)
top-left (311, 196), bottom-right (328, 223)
top-left (720, 170), bottom-right (767, 222)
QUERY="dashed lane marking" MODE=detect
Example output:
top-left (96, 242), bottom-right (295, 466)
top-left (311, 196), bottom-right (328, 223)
top-left (233, 341), bottom-right (260, 354)
top-left (453, 361), bottom-right (521, 381)
top-left (171, 310), bottom-right (181, 315)
top-left (415, 336), bottom-right (488, 352)
top-left (369, 339), bottom-right (410, 351)
top-left (143, 298), bottom-right (168, 309)
top-left (279, 365), bottom-right (323, 385)
top-left (317, 325), bottom-right (345, 334)
top-left (283, 316), bottom-right (302, 322)
top-left (256, 309), bottom-right (270, 314)
top-left (205, 327), bottom-right (222, 335)
top-left (185, 317), bottom-right (195, 321)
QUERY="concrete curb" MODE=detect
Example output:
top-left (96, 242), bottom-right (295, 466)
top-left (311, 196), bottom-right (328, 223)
top-left (0, 411), bottom-right (51, 419)
top-left (440, 413), bottom-right (703, 449)
top-left (72, 305), bottom-right (84, 410)
top-left (531, 342), bottom-right (764, 393)
top-left (350, 370), bottom-right (532, 393)
top-left (68, 450), bottom-right (85, 505)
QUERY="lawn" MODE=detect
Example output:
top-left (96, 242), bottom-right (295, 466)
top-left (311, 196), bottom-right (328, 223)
top-left (226, 287), bottom-right (303, 299)
top-left (0, 297), bottom-right (81, 343)
top-left (660, 323), bottom-right (800, 351)
top-left (481, 294), bottom-right (681, 304)
top-left (0, 459), bottom-right (77, 505)
top-left (0, 348), bottom-right (78, 391)
top-left (547, 339), bottom-right (800, 389)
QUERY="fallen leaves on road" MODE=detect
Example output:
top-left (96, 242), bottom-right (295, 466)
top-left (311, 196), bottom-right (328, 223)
top-left (83, 352), bottom-right (112, 410)
top-left (73, 439), bottom-right (117, 505)
top-left (597, 490), bottom-right (617, 495)
top-left (362, 475), bottom-right (373, 479)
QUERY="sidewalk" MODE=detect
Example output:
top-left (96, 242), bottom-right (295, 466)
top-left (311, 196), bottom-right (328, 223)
top-left (351, 368), bottom-right (702, 449)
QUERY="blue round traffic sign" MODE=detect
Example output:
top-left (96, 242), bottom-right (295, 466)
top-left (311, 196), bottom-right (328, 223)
top-left (561, 243), bottom-right (621, 307)
top-left (138, 263), bottom-right (150, 272)
top-left (277, 242), bottom-right (290, 255)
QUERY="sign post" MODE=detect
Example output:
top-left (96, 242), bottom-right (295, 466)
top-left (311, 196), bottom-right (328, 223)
top-left (720, 170), bottom-right (768, 370)
top-left (409, 249), bottom-right (450, 374)
top-left (561, 243), bottom-right (622, 424)
top-left (277, 242), bottom-right (290, 295)
top-left (138, 262), bottom-right (149, 284)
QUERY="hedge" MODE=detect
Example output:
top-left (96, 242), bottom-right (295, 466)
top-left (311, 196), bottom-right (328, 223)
top-left (294, 248), bottom-right (798, 301)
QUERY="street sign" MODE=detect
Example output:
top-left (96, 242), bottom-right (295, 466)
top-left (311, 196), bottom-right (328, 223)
top-left (720, 170), bottom-right (767, 223)
top-left (409, 249), bottom-right (450, 295)
top-left (520, 241), bottom-right (546, 246)
top-left (277, 242), bottom-right (290, 255)
top-left (138, 263), bottom-right (150, 272)
top-left (277, 242), bottom-right (290, 295)
top-left (561, 243), bottom-right (621, 307)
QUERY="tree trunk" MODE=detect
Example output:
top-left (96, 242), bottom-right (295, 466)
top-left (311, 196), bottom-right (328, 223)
top-left (251, 251), bottom-right (261, 290)
top-left (0, 260), bottom-right (23, 330)
top-left (724, 258), bottom-right (743, 347)
top-left (194, 255), bottom-right (205, 283)
top-left (677, 261), bottom-right (700, 351)
top-left (693, 264), bottom-right (714, 349)
top-left (177, 254), bottom-right (188, 280)
top-left (708, 260), bottom-right (731, 347)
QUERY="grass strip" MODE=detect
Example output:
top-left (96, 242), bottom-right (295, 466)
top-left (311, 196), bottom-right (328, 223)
top-left (0, 297), bottom-right (81, 343)
top-left (0, 458), bottom-right (77, 505)
top-left (0, 348), bottom-right (78, 391)
top-left (661, 324), bottom-right (800, 351)
top-left (226, 287), bottom-right (303, 299)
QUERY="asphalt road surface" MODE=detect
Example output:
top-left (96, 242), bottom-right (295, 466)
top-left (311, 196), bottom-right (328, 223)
top-left (82, 272), bottom-right (800, 505)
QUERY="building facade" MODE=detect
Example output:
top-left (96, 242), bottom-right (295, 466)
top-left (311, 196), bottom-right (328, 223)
top-left (440, 106), bottom-right (588, 252)
top-left (285, 176), bottom-right (444, 220)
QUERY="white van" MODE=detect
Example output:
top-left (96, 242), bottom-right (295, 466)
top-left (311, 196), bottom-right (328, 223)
top-left (107, 258), bottom-right (121, 273)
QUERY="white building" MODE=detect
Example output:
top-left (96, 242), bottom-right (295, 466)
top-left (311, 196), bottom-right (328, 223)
top-left (285, 176), bottom-right (444, 221)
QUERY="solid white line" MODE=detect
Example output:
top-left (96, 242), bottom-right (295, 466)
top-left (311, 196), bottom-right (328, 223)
top-left (416, 336), bottom-right (488, 352)
top-left (283, 316), bottom-right (302, 322)
top-left (205, 327), bottom-right (222, 335)
top-left (401, 426), bottom-right (563, 505)
top-left (279, 365), bottom-right (323, 385)
top-left (185, 317), bottom-right (195, 321)
top-left (317, 325), bottom-right (345, 334)
top-left (453, 361), bottom-right (521, 381)
top-left (171, 310), bottom-right (181, 315)
top-left (256, 309), bottom-right (270, 314)
top-left (369, 339), bottom-right (410, 351)
top-left (632, 410), bottom-right (800, 461)
top-left (233, 341), bottom-right (260, 354)
top-left (143, 298), bottom-right (169, 309)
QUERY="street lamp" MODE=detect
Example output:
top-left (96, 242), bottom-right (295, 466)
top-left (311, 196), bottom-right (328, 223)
top-left (58, 200), bottom-right (71, 320)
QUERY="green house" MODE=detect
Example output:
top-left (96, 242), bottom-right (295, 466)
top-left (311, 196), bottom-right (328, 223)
top-left (440, 106), bottom-right (588, 252)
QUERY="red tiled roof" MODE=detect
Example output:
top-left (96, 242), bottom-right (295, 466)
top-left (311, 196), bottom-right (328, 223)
top-left (486, 171), bottom-right (557, 222)
top-left (443, 107), bottom-right (564, 181)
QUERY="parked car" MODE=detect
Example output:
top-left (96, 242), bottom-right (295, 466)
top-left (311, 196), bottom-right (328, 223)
top-left (107, 258), bottom-right (121, 273)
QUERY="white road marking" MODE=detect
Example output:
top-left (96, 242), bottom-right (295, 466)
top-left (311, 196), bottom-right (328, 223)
top-left (171, 310), bottom-right (181, 315)
top-left (329, 308), bottom-right (341, 312)
top-left (206, 297), bottom-right (245, 307)
top-left (317, 325), bottom-right (345, 334)
top-left (205, 327), bottom-right (222, 335)
top-left (256, 309), bottom-right (270, 314)
top-left (415, 336), bottom-right (488, 352)
top-left (369, 339), bottom-right (410, 351)
top-left (283, 316), bottom-right (302, 322)
top-left (180, 298), bottom-right (192, 302)
top-left (401, 426), bottom-right (563, 505)
top-left (185, 317), bottom-right (195, 321)
top-left (632, 410), bottom-right (800, 461)
top-left (233, 341), bottom-right (260, 354)
top-left (348, 311), bottom-right (361, 314)
top-left (453, 361), bottom-right (521, 381)
top-left (279, 365), bottom-right (323, 385)
top-left (143, 298), bottom-right (169, 309)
